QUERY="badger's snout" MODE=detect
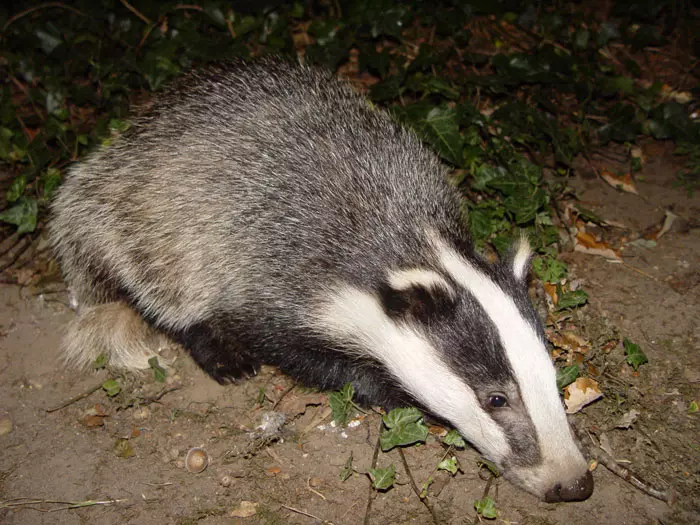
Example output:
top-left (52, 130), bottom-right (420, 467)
top-left (544, 470), bottom-right (594, 502)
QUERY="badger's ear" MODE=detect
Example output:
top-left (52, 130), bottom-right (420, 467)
top-left (379, 269), bottom-right (455, 324)
top-left (510, 233), bottom-right (533, 282)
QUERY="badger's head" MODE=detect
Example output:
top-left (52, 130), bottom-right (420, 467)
top-left (316, 235), bottom-right (593, 502)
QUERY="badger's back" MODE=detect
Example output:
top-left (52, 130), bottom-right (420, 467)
top-left (51, 58), bottom-right (465, 331)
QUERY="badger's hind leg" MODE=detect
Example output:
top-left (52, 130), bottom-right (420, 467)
top-left (63, 302), bottom-right (170, 371)
top-left (164, 321), bottom-right (260, 384)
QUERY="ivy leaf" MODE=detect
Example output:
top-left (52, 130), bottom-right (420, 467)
top-left (380, 407), bottom-right (429, 451)
top-left (102, 379), bottom-right (121, 397)
top-left (437, 457), bottom-right (459, 475)
top-left (532, 257), bottom-right (568, 283)
top-left (340, 452), bottom-right (354, 482)
top-left (421, 106), bottom-right (463, 166)
top-left (329, 383), bottom-right (355, 426)
top-left (368, 465), bottom-right (395, 490)
top-left (0, 197), bottom-right (38, 234)
top-left (443, 429), bottom-right (466, 448)
top-left (474, 496), bottom-right (498, 519)
top-left (556, 288), bottom-right (589, 310)
top-left (148, 357), bottom-right (168, 383)
top-left (6, 174), bottom-right (26, 203)
top-left (623, 338), bottom-right (648, 370)
top-left (556, 365), bottom-right (579, 390)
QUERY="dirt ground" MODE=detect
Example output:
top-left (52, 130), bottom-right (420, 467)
top-left (0, 143), bottom-right (698, 524)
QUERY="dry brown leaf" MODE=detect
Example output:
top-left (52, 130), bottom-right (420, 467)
top-left (428, 425), bottom-right (448, 437)
top-left (548, 330), bottom-right (591, 354)
top-left (574, 231), bottom-right (622, 261)
top-left (600, 169), bottom-right (638, 194)
top-left (564, 377), bottom-right (603, 414)
top-left (543, 282), bottom-right (558, 305)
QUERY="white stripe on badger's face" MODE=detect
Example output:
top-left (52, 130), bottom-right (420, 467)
top-left (437, 242), bottom-right (587, 491)
top-left (314, 285), bottom-right (511, 463)
top-left (387, 268), bottom-right (454, 296)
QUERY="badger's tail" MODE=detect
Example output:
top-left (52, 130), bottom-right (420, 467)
top-left (62, 301), bottom-right (171, 371)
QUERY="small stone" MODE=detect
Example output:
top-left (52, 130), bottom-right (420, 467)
top-left (230, 501), bottom-right (257, 518)
top-left (0, 418), bottom-right (13, 436)
top-left (132, 406), bottom-right (151, 421)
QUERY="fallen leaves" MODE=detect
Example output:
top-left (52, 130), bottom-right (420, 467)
top-left (564, 377), bottom-right (604, 414)
top-left (599, 169), bottom-right (638, 194)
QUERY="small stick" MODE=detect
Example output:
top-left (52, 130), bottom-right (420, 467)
top-left (621, 262), bottom-right (658, 281)
top-left (281, 504), bottom-right (330, 523)
top-left (119, 0), bottom-right (151, 25)
top-left (575, 426), bottom-right (677, 505)
top-left (2, 2), bottom-right (85, 32)
top-left (363, 418), bottom-right (383, 525)
top-left (472, 475), bottom-right (495, 524)
top-left (0, 498), bottom-right (126, 511)
top-left (46, 382), bottom-right (104, 413)
top-left (272, 382), bottom-right (297, 410)
top-left (398, 448), bottom-right (440, 525)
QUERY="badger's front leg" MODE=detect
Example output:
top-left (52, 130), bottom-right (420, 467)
top-left (166, 320), bottom-right (260, 384)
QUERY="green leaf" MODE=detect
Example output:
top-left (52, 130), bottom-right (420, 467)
top-left (93, 353), bottom-right (108, 370)
top-left (380, 407), bottom-right (429, 451)
top-left (422, 106), bottom-right (463, 166)
top-left (340, 452), bottom-right (354, 481)
top-left (41, 168), bottom-right (62, 200)
top-left (329, 383), bottom-right (355, 426)
top-left (0, 197), bottom-right (38, 234)
top-left (623, 338), bottom-right (648, 370)
top-left (368, 465), bottom-right (395, 490)
top-left (556, 288), bottom-right (589, 310)
top-left (573, 29), bottom-right (590, 50)
top-left (36, 29), bottom-right (62, 54)
top-left (148, 357), bottom-right (168, 383)
top-left (114, 438), bottom-right (135, 459)
top-left (437, 457), bottom-right (458, 475)
top-left (474, 496), bottom-right (498, 519)
top-left (443, 429), bottom-right (466, 448)
top-left (556, 365), bottom-right (579, 390)
top-left (6, 174), bottom-right (26, 203)
top-left (102, 379), bottom-right (121, 397)
top-left (532, 257), bottom-right (568, 283)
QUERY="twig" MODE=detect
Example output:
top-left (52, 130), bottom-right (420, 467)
top-left (46, 381), bottom-right (104, 413)
top-left (0, 234), bottom-right (34, 273)
top-left (363, 418), bottom-right (383, 525)
top-left (281, 504), bottom-right (331, 523)
top-left (0, 497), bottom-right (126, 512)
top-left (306, 478), bottom-right (327, 500)
top-left (398, 448), bottom-right (440, 525)
top-left (621, 262), bottom-right (658, 281)
top-left (272, 382), bottom-right (297, 410)
top-left (119, 0), bottom-right (151, 25)
top-left (173, 4), bottom-right (205, 11)
top-left (2, 2), bottom-right (85, 32)
top-left (574, 425), bottom-right (677, 505)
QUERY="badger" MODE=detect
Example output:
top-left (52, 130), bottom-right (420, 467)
top-left (50, 57), bottom-right (593, 502)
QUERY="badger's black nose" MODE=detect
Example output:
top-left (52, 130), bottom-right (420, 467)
top-left (544, 470), bottom-right (594, 502)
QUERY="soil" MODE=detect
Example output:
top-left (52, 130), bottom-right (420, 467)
top-left (0, 143), bottom-right (698, 525)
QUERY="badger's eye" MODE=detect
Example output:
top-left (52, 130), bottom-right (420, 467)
top-left (488, 394), bottom-right (508, 409)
